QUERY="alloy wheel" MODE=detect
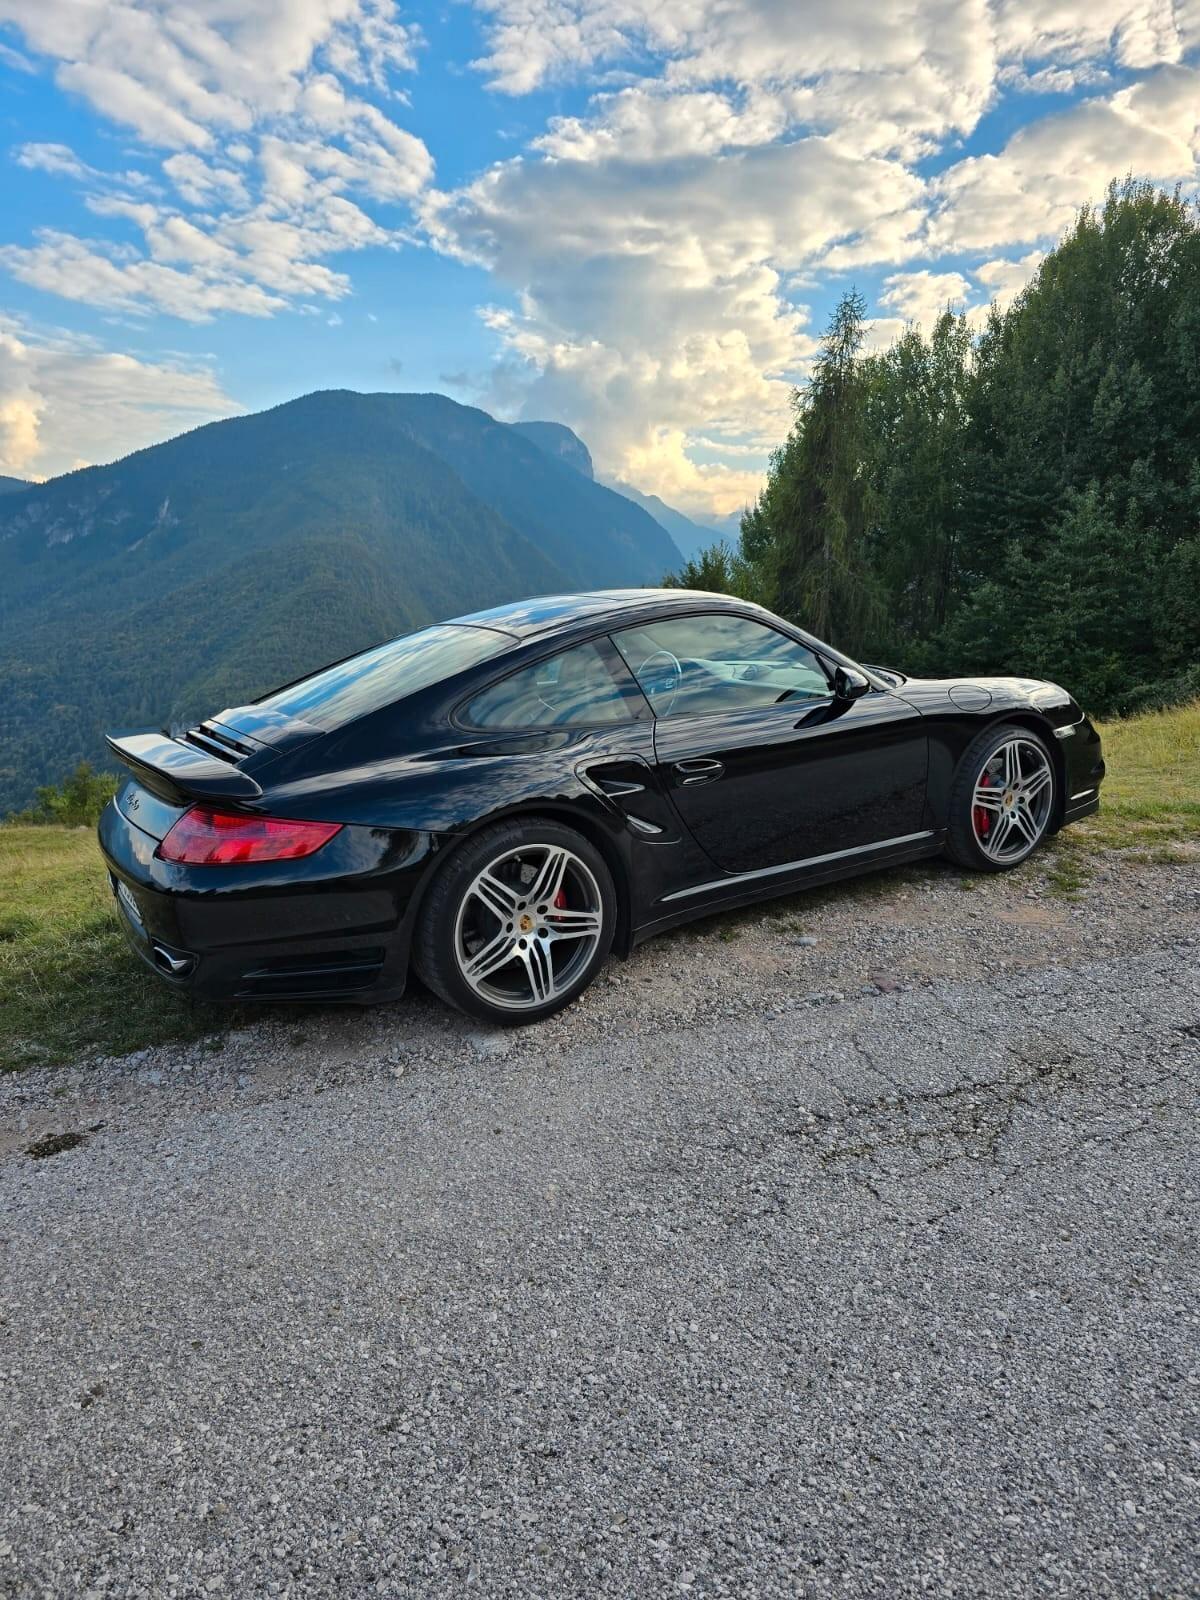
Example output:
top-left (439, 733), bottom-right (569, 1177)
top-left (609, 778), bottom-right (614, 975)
top-left (453, 843), bottom-right (605, 1012)
top-left (970, 737), bottom-right (1054, 864)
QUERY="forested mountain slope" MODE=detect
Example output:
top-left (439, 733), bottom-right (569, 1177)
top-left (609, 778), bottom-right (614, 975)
top-left (603, 480), bottom-right (718, 561)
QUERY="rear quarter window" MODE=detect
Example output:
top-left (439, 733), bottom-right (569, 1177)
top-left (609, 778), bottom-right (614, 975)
top-left (462, 639), bottom-right (641, 729)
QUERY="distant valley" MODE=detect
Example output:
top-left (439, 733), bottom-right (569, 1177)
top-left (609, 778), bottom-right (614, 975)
top-left (510, 420), bottom-right (738, 559)
top-left (0, 391), bottom-right (717, 813)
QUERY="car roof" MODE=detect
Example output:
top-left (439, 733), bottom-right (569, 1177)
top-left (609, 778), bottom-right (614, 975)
top-left (446, 588), bottom-right (747, 641)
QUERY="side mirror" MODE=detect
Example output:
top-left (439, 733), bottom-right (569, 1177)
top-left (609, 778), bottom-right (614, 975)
top-left (833, 665), bottom-right (871, 702)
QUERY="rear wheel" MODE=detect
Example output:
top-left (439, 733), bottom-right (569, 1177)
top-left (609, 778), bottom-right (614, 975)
top-left (414, 818), bottom-right (616, 1024)
top-left (945, 724), bottom-right (1056, 871)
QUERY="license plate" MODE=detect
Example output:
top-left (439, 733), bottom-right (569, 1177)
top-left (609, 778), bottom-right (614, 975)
top-left (116, 879), bottom-right (145, 933)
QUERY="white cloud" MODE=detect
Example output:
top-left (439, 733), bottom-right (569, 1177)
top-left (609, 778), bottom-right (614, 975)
top-left (930, 63), bottom-right (1200, 251)
top-left (15, 142), bottom-right (91, 180)
top-left (0, 2), bottom-right (432, 320)
top-left (470, 0), bottom-right (1193, 94)
top-left (0, 0), bottom-right (423, 148)
top-left (320, 0), bottom-right (420, 86)
top-left (2, 121), bottom-right (428, 324)
top-left (535, 87), bottom-right (789, 163)
top-left (471, 0), bottom-right (987, 106)
top-left (0, 230), bottom-right (291, 320)
top-left (994, 0), bottom-right (1186, 70)
top-left (0, 164), bottom-right (410, 320)
top-left (997, 61), bottom-right (1111, 93)
top-left (0, 315), bottom-right (241, 478)
top-left (427, 134), bottom-right (922, 510)
top-left (973, 249), bottom-right (1046, 305)
top-left (15, 142), bottom-right (155, 192)
top-left (163, 153), bottom-right (251, 209)
top-left (879, 269), bottom-right (975, 326)
top-left (474, 0), bottom-right (998, 161)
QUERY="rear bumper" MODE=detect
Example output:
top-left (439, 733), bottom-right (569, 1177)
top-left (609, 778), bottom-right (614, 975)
top-left (98, 799), bottom-right (440, 1004)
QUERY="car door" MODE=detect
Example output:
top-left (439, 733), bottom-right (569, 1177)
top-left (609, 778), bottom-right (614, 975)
top-left (611, 612), bottom-right (928, 875)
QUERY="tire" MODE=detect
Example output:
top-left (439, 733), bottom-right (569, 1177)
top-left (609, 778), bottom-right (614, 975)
top-left (945, 723), bottom-right (1057, 872)
top-left (414, 817), bottom-right (617, 1024)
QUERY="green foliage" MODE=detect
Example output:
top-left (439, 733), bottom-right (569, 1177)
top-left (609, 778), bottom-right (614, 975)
top-left (687, 180), bottom-right (1200, 712)
top-left (863, 310), bottom-right (974, 646)
top-left (8, 762), bottom-right (118, 827)
top-left (749, 291), bottom-right (887, 652)
top-left (662, 540), bottom-right (755, 597)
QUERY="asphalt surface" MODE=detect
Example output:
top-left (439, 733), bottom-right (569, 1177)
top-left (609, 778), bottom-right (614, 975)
top-left (2, 851), bottom-right (1198, 1598)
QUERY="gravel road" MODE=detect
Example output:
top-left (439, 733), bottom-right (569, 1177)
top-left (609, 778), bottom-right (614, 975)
top-left (2, 846), bottom-right (1198, 1598)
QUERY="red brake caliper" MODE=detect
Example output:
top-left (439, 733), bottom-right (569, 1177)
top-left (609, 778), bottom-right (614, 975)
top-left (973, 770), bottom-right (992, 838)
top-left (553, 888), bottom-right (568, 910)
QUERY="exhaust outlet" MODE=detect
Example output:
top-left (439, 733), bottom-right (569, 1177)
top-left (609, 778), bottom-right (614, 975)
top-left (151, 943), bottom-right (195, 978)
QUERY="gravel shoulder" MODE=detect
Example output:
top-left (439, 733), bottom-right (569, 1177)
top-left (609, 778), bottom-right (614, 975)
top-left (2, 847), bottom-right (1198, 1598)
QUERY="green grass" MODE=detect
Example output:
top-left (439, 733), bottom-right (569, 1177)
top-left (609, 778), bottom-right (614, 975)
top-left (2, 699), bottom-right (1197, 1073)
top-left (1045, 849), bottom-right (1091, 899)
top-left (1080, 699), bottom-right (1200, 849)
top-left (0, 827), bottom-right (252, 1073)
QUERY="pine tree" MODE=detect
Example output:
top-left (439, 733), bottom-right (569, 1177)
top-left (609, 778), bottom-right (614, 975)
top-left (744, 291), bottom-right (885, 654)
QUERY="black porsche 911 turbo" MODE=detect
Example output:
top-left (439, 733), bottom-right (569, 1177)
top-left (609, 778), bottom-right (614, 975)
top-left (99, 589), bottom-right (1105, 1024)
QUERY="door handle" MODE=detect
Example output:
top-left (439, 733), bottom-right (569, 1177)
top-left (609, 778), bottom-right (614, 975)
top-left (672, 757), bottom-right (724, 786)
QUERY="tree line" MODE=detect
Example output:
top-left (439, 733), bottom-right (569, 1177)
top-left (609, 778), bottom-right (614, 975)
top-left (670, 180), bottom-right (1200, 715)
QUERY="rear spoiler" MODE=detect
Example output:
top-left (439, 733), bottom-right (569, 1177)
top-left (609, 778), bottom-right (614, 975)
top-left (105, 732), bottom-right (263, 805)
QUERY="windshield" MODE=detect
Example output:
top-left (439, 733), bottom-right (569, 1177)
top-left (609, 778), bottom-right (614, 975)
top-left (255, 624), bottom-right (511, 730)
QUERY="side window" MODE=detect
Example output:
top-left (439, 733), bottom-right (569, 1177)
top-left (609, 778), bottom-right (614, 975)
top-left (612, 614), bottom-right (831, 718)
top-left (462, 639), bottom-right (640, 730)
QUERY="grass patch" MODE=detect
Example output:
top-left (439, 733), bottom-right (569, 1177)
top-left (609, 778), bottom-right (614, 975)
top-left (1080, 699), bottom-right (1200, 849)
top-left (0, 826), bottom-right (252, 1073)
top-left (1126, 844), bottom-right (1196, 865)
top-left (1045, 842), bottom-right (1091, 899)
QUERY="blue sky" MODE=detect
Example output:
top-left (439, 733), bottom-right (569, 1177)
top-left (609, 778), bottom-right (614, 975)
top-left (1, 1), bottom-right (1197, 514)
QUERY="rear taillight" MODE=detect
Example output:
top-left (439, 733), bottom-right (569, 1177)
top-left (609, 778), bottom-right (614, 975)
top-left (157, 806), bottom-right (341, 866)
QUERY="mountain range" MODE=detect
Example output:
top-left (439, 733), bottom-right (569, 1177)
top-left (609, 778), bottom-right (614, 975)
top-left (602, 480), bottom-right (732, 561)
top-left (0, 390), bottom-right (712, 813)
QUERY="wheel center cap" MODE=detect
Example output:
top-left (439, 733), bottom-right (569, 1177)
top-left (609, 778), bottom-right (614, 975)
top-left (518, 913), bottom-right (535, 934)
top-left (1003, 791), bottom-right (1015, 807)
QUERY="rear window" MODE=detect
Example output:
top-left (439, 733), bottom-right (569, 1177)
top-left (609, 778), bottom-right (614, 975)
top-left (256, 624), bottom-right (511, 730)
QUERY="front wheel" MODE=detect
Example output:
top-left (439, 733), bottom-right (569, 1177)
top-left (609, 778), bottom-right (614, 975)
top-left (414, 818), bottom-right (616, 1024)
top-left (945, 724), bottom-right (1057, 871)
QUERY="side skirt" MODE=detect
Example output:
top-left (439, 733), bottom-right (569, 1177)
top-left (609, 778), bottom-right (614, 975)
top-left (630, 832), bottom-right (946, 947)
